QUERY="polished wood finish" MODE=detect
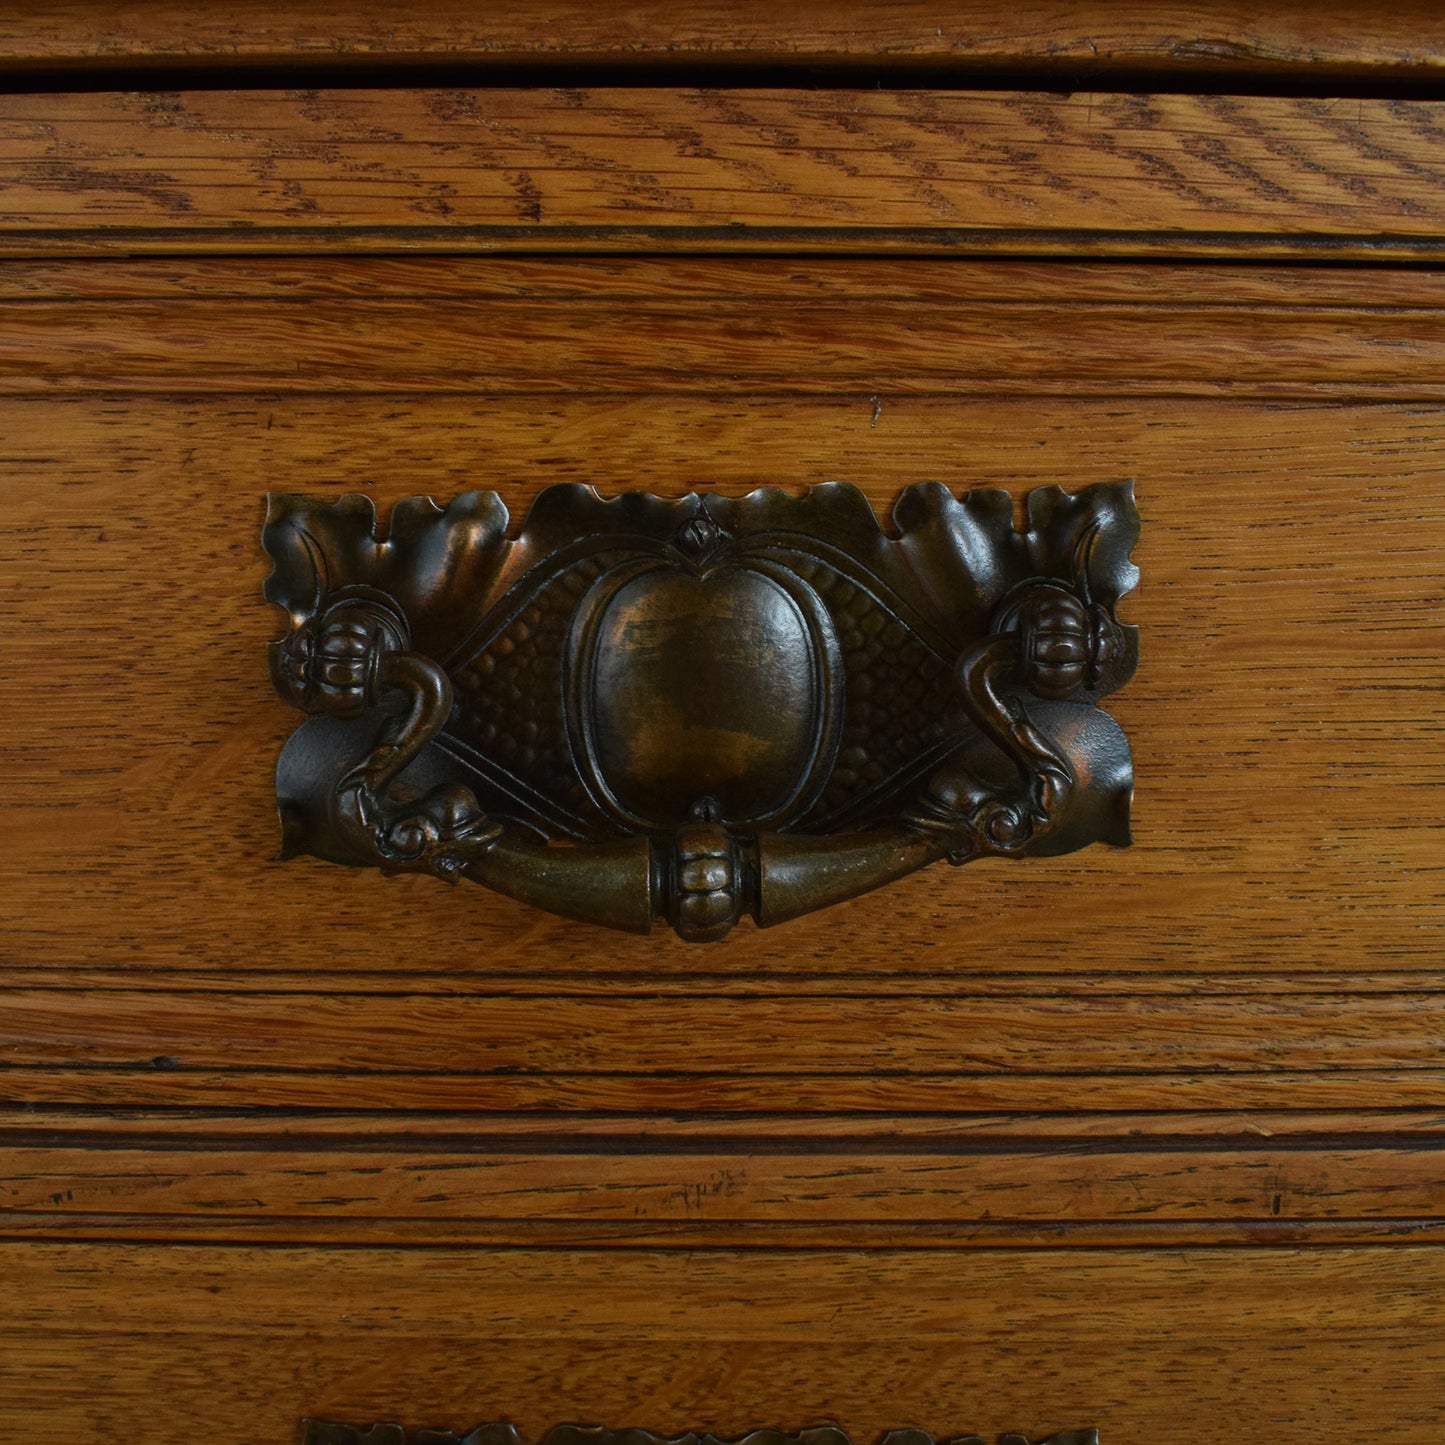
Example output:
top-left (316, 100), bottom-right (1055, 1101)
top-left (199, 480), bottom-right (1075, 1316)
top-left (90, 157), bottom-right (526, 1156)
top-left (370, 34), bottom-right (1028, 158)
top-left (5, 1110), bottom-right (1445, 1239)
top-left (3, 89), bottom-right (1445, 259)
top-left (2, 12), bottom-right (1444, 1440)
top-left (3, 1243), bottom-right (1443, 1443)
top-left (5, 260), bottom-right (1442, 984)
top-left (8, 257), bottom-right (1445, 396)
top-left (3, 1), bottom-right (1444, 81)
top-left (4, 260), bottom-right (1445, 1140)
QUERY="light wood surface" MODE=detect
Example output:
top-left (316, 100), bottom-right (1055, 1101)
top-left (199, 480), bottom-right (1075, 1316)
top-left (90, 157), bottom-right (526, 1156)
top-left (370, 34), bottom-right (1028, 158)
top-left (4, 89), bottom-right (1445, 258)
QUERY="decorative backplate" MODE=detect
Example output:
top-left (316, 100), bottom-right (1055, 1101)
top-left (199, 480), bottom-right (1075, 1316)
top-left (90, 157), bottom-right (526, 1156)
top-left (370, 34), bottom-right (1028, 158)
top-left (301, 1425), bottom-right (1100, 1445)
top-left (264, 482), bottom-right (1138, 940)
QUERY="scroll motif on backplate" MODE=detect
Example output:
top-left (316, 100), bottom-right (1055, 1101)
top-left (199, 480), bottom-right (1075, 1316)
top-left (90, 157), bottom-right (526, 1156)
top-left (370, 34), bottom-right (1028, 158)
top-left (264, 482), bottom-right (1138, 939)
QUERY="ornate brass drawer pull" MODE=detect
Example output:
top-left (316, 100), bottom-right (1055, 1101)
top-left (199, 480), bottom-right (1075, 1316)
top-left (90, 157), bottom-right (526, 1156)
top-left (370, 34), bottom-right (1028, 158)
top-left (264, 482), bottom-right (1138, 939)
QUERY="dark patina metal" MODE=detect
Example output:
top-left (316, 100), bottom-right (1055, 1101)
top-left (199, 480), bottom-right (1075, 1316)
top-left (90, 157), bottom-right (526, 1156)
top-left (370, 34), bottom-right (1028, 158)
top-left (264, 482), bottom-right (1138, 940)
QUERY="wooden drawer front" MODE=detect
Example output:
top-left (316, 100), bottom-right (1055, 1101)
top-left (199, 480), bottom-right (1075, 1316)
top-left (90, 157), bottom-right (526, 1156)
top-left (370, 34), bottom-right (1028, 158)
top-left (4, 253), bottom-right (1444, 1111)
top-left (2, 74), bottom-right (1444, 1445)
top-left (6, 1243), bottom-right (1444, 1442)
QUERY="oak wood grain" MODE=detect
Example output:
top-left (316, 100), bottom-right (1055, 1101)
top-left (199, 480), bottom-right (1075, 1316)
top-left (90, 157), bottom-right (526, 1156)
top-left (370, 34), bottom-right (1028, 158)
top-left (7, 1212), bottom-right (1445, 1249)
top-left (6, 257), bottom-right (1445, 399)
top-left (7, 1068), bottom-right (1445, 1114)
top-left (5, 1), bottom-right (1445, 79)
top-left (3, 28), bottom-right (1444, 1445)
top-left (1, 256), bottom-right (1438, 399)
top-left (4, 383), bottom-right (1442, 984)
top-left (3, 989), bottom-right (1443, 1076)
top-left (1, 1242), bottom-right (1441, 1443)
top-left (4, 1134), bottom-right (1443, 1232)
top-left (9, 966), bottom-right (1445, 997)
top-left (7, 253), bottom-right (1445, 302)
top-left (11, 1108), bottom-right (1445, 1140)
top-left (3, 89), bottom-right (1445, 258)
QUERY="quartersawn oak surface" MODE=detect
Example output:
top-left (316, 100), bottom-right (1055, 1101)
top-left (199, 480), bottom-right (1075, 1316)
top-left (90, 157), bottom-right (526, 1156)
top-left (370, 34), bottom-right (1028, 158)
top-left (3, 66), bottom-right (1445, 1444)
top-left (5, 89), bottom-right (1445, 258)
